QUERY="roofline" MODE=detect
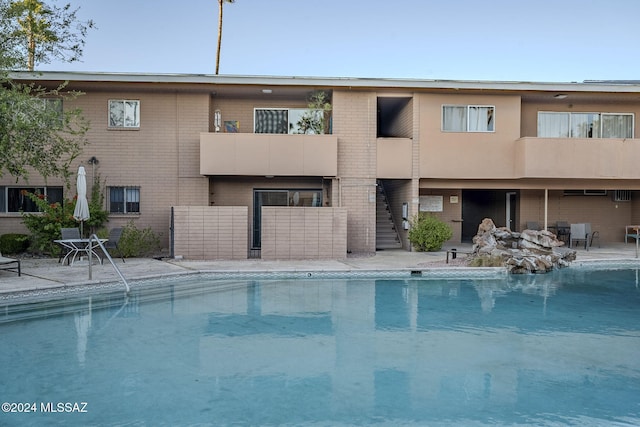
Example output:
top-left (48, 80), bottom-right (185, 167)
top-left (9, 70), bottom-right (640, 94)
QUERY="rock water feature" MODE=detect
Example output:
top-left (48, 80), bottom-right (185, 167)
top-left (470, 218), bottom-right (576, 274)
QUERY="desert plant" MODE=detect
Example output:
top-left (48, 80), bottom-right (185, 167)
top-left (0, 233), bottom-right (30, 254)
top-left (118, 221), bottom-right (161, 257)
top-left (408, 213), bottom-right (453, 252)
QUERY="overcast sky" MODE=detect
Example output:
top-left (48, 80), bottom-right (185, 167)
top-left (40, 0), bottom-right (640, 83)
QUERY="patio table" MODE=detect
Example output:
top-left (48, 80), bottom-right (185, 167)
top-left (54, 238), bottom-right (108, 266)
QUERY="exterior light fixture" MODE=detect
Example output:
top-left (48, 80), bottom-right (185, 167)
top-left (262, 89), bottom-right (272, 94)
top-left (554, 94), bottom-right (568, 99)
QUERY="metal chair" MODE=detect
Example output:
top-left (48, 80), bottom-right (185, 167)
top-left (103, 228), bottom-right (125, 262)
top-left (58, 228), bottom-right (81, 264)
top-left (525, 221), bottom-right (541, 231)
top-left (556, 221), bottom-right (570, 244)
top-left (570, 223), bottom-right (588, 249)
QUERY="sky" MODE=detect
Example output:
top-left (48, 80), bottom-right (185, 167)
top-left (39, 0), bottom-right (640, 83)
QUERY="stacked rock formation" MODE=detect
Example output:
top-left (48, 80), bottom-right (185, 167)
top-left (471, 218), bottom-right (576, 274)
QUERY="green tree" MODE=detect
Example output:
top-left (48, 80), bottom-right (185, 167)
top-left (0, 0), bottom-right (92, 182)
top-left (6, 0), bottom-right (95, 71)
top-left (0, 80), bottom-right (89, 181)
top-left (0, 1), bottom-right (22, 70)
top-left (215, 0), bottom-right (234, 75)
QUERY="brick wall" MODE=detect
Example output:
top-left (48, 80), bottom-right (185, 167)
top-left (0, 91), bottom-right (212, 246)
top-left (261, 207), bottom-right (347, 260)
top-left (172, 206), bottom-right (248, 260)
top-left (333, 90), bottom-right (377, 254)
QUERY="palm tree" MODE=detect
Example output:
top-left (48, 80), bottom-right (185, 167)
top-left (215, 0), bottom-right (235, 75)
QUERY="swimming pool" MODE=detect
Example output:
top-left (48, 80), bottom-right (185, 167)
top-left (1, 267), bottom-right (639, 426)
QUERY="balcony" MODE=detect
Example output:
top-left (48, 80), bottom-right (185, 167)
top-left (515, 137), bottom-right (640, 179)
top-left (200, 133), bottom-right (338, 177)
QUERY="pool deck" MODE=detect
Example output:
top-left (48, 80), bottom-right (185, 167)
top-left (1, 242), bottom-right (640, 296)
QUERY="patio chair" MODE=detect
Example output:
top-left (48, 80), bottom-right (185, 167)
top-left (569, 223), bottom-right (588, 249)
top-left (585, 223), bottom-right (600, 249)
top-left (103, 228), bottom-right (125, 263)
top-left (0, 251), bottom-right (21, 276)
top-left (525, 221), bottom-right (541, 231)
top-left (556, 221), bottom-right (570, 243)
top-left (58, 227), bottom-right (81, 264)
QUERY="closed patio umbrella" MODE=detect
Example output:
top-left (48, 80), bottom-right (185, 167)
top-left (73, 166), bottom-right (90, 236)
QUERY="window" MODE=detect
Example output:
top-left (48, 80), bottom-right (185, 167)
top-left (42, 98), bottom-right (63, 127)
top-left (614, 190), bottom-right (632, 202)
top-left (538, 112), bottom-right (633, 138)
top-left (109, 100), bottom-right (140, 128)
top-left (0, 186), bottom-right (63, 213)
top-left (108, 187), bottom-right (140, 213)
top-left (442, 105), bottom-right (494, 132)
top-left (11, 97), bottom-right (63, 128)
top-left (254, 108), bottom-right (325, 134)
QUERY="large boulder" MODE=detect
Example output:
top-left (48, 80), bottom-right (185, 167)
top-left (470, 218), bottom-right (576, 274)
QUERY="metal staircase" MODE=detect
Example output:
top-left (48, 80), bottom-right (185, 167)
top-left (376, 182), bottom-right (403, 250)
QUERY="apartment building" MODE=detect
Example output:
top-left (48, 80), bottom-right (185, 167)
top-left (2, 72), bottom-right (640, 259)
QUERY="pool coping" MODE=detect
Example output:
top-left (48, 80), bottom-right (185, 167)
top-left (3, 257), bottom-right (640, 304)
top-left (0, 266), bottom-right (508, 303)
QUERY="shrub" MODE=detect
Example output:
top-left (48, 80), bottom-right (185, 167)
top-left (21, 184), bottom-right (110, 255)
top-left (118, 221), bottom-right (161, 257)
top-left (21, 192), bottom-right (78, 255)
top-left (0, 233), bottom-right (30, 254)
top-left (408, 213), bottom-right (453, 252)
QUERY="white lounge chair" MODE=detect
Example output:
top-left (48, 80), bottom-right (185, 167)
top-left (0, 252), bottom-right (21, 276)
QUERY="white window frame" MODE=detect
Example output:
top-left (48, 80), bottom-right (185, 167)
top-left (538, 111), bottom-right (634, 139)
top-left (108, 100), bottom-right (140, 129)
top-left (442, 105), bottom-right (495, 133)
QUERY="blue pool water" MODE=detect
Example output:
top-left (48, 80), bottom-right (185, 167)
top-left (1, 268), bottom-right (639, 426)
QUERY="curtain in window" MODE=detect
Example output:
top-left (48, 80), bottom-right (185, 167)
top-left (255, 109), bottom-right (288, 134)
top-left (538, 112), bottom-right (570, 137)
top-left (124, 101), bottom-right (139, 127)
top-left (468, 106), bottom-right (494, 131)
top-left (125, 188), bottom-right (140, 213)
top-left (571, 113), bottom-right (600, 138)
top-left (442, 106), bottom-right (466, 131)
top-left (602, 114), bottom-right (633, 138)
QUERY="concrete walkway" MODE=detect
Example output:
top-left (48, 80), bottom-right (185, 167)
top-left (1, 242), bottom-right (640, 297)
